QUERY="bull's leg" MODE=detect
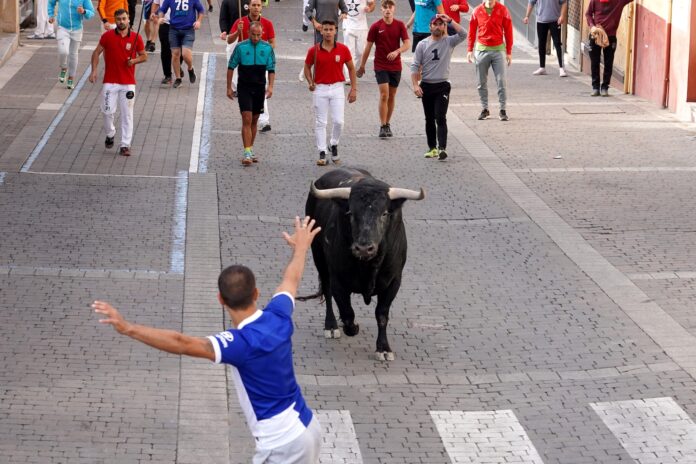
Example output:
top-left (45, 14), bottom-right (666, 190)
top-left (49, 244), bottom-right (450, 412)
top-left (322, 276), bottom-right (341, 339)
top-left (332, 282), bottom-right (359, 337)
top-left (374, 280), bottom-right (400, 361)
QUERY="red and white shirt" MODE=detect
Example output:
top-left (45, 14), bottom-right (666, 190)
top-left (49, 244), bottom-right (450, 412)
top-left (99, 29), bottom-right (145, 85)
top-left (230, 16), bottom-right (275, 42)
top-left (304, 42), bottom-right (352, 85)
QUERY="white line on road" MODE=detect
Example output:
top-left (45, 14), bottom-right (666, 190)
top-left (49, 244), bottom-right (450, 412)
top-left (591, 397), bottom-right (696, 464)
top-left (0, 172), bottom-right (5, 185)
top-left (170, 171), bottom-right (188, 274)
top-left (189, 52), bottom-right (209, 173)
top-left (431, 410), bottom-right (546, 464)
top-left (197, 54), bottom-right (216, 173)
top-left (316, 410), bottom-right (364, 464)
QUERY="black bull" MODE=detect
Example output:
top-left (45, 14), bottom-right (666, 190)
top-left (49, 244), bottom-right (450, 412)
top-left (299, 168), bottom-right (425, 361)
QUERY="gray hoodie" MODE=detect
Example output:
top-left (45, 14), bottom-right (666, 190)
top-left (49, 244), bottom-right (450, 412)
top-left (411, 27), bottom-right (466, 83)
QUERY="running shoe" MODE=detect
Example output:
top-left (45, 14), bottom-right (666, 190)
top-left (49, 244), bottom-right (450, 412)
top-left (330, 145), bottom-right (340, 163)
top-left (173, 78), bottom-right (183, 88)
top-left (208, 3), bottom-right (213, 11)
top-left (591, 88), bottom-right (600, 97)
top-left (438, 148), bottom-right (448, 161)
top-left (188, 68), bottom-right (196, 84)
top-left (385, 123), bottom-right (393, 137)
top-left (601, 87), bottom-right (609, 97)
top-left (317, 151), bottom-right (327, 166)
top-left (59, 69), bottom-right (67, 83)
top-left (119, 146), bottom-right (131, 156)
top-left (559, 68), bottom-right (568, 77)
top-left (66, 79), bottom-right (74, 90)
top-left (161, 76), bottom-right (172, 85)
top-left (145, 40), bottom-right (155, 52)
top-left (260, 124), bottom-right (271, 132)
top-left (242, 151), bottom-right (253, 166)
top-left (499, 110), bottom-right (509, 121)
top-left (302, 24), bottom-right (308, 32)
top-left (477, 108), bottom-right (490, 120)
top-left (532, 67), bottom-right (547, 76)
top-left (379, 125), bottom-right (388, 138)
top-left (423, 148), bottom-right (438, 158)
top-left (105, 136), bottom-right (115, 149)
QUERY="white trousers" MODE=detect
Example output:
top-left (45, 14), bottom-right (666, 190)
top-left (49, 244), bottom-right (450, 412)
top-left (226, 41), bottom-right (238, 91)
top-left (313, 83), bottom-right (344, 152)
top-left (101, 83), bottom-right (136, 148)
top-left (302, 0), bottom-right (311, 27)
top-left (34, 0), bottom-right (55, 37)
top-left (343, 28), bottom-right (367, 80)
top-left (252, 417), bottom-right (321, 464)
top-left (56, 27), bottom-right (83, 77)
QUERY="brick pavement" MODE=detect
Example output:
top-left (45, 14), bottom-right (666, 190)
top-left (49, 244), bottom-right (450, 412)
top-left (3, 0), bottom-right (696, 463)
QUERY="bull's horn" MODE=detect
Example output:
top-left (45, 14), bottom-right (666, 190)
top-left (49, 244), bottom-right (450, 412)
top-left (310, 182), bottom-right (351, 199)
top-left (387, 187), bottom-right (425, 200)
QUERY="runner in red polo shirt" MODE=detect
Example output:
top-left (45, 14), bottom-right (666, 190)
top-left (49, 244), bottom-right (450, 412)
top-left (89, 9), bottom-right (147, 157)
top-left (303, 20), bottom-right (357, 166)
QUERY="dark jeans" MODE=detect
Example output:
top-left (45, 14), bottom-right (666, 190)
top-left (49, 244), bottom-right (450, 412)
top-left (412, 32), bottom-right (430, 52)
top-left (128, 0), bottom-right (137, 25)
top-left (420, 81), bottom-right (451, 150)
top-left (589, 35), bottom-right (617, 90)
top-left (537, 21), bottom-right (563, 68)
top-left (158, 23), bottom-right (183, 78)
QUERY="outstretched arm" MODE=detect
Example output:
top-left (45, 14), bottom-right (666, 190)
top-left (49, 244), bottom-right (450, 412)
top-left (93, 301), bottom-right (215, 360)
top-left (274, 216), bottom-right (321, 297)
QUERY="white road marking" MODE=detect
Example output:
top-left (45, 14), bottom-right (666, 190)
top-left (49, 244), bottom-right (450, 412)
top-left (317, 410), bottom-right (364, 464)
top-left (591, 397), bottom-right (696, 464)
top-left (170, 171), bottom-right (188, 274)
top-left (431, 410), bottom-right (545, 464)
top-left (189, 52), bottom-right (209, 173)
top-left (36, 102), bottom-right (63, 111)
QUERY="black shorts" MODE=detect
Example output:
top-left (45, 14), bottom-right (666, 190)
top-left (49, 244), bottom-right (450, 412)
top-left (375, 70), bottom-right (401, 88)
top-left (412, 32), bottom-right (430, 52)
top-left (237, 83), bottom-right (265, 115)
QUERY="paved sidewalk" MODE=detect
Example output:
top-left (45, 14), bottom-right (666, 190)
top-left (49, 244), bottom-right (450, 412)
top-left (2, 0), bottom-right (696, 463)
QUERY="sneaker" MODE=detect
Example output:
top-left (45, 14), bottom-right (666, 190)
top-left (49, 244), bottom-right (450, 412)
top-left (438, 148), bottom-right (448, 161)
top-left (559, 68), bottom-right (568, 77)
top-left (260, 124), bottom-right (271, 132)
top-left (26, 33), bottom-right (44, 39)
top-left (145, 40), bottom-right (155, 52)
top-left (208, 4), bottom-right (213, 11)
top-left (188, 68), bottom-right (196, 84)
top-left (59, 69), bottom-right (67, 83)
top-left (477, 108), bottom-right (490, 120)
top-left (298, 69), bottom-right (305, 82)
top-left (591, 88), bottom-right (600, 97)
top-left (105, 136), bottom-right (115, 149)
top-left (46, 33), bottom-right (55, 39)
top-left (302, 24), bottom-right (308, 32)
top-left (330, 145), bottom-right (340, 163)
top-left (423, 148), bottom-right (438, 158)
top-left (499, 110), bottom-right (509, 121)
top-left (379, 125), bottom-right (388, 138)
top-left (242, 151), bottom-right (253, 166)
top-left (161, 76), bottom-right (172, 85)
top-left (532, 67), bottom-right (547, 76)
top-left (173, 78), bottom-right (183, 88)
top-left (317, 151), bottom-right (327, 166)
top-left (119, 146), bottom-right (131, 156)
top-left (66, 79), bottom-right (74, 90)
top-left (251, 153), bottom-right (258, 163)
top-left (385, 123), bottom-right (393, 137)
top-left (600, 87), bottom-right (609, 97)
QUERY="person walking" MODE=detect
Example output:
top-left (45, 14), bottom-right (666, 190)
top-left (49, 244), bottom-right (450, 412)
top-left (467, 0), bottom-right (513, 121)
top-left (342, 0), bottom-right (375, 82)
top-left (227, 21), bottom-right (276, 166)
top-left (227, 0), bottom-right (275, 132)
top-left (97, 0), bottom-right (129, 31)
top-left (411, 13), bottom-right (465, 161)
top-left (523, 0), bottom-right (568, 77)
top-left (89, 9), bottom-right (147, 157)
top-left (29, 0), bottom-right (56, 39)
top-left (142, 0), bottom-right (159, 52)
top-left (405, 0), bottom-right (444, 52)
top-left (356, 0), bottom-right (410, 138)
top-left (93, 215), bottom-right (322, 464)
top-left (48, 0), bottom-right (95, 89)
top-left (304, 20), bottom-right (357, 166)
top-left (585, 0), bottom-right (633, 96)
top-left (154, 0), bottom-right (206, 88)
top-left (157, 10), bottom-right (183, 85)
top-left (220, 0), bottom-right (250, 90)
top-left (302, 0), bottom-right (349, 81)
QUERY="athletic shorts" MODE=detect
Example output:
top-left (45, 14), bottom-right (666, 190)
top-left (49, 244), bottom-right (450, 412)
top-left (143, 1), bottom-right (153, 19)
top-left (412, 32), bottom-right (430, 52)
top-left (237, 83), bottom-right (266, 115)
top-left (169, 27), bottom-right (195, 49)
top-left (375, 70), bottom-right (401, 88)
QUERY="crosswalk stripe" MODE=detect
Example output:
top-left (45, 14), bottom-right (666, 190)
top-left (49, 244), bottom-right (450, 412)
top-left (316, 410), bottom-right (364, 464)
top-left (431, 410), bottom-right (546, 464)
top-left (591, 397), bottom-right (696, 463)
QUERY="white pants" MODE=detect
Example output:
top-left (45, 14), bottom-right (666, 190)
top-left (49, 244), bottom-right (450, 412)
top-left (225, 41), bottom-right (238, 91)
top-left (302, 0), bottom-right (311, 27)
top-left (313, 83), bottom-right (345, 152)
top-left (101, 83), bottom-right (136, 147)
top-left (343, 28), bottom-right (367, 80)
top-left (57, 27), bottom-right (83, 77)
top-left (34, 0), bottom-right (55, 37)
top-left (253, 417), bottom-right (321, 464)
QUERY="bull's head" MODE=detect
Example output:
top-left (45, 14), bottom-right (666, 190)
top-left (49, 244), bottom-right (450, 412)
top-left (310, 180), bottom-right (425, 260)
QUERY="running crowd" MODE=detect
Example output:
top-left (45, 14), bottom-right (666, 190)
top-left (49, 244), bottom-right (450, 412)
top-left (42, 0), bottom-right (634, 164)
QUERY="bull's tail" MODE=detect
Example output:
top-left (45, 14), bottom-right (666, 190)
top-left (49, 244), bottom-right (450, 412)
top-left (297, 278), bottom-right (326, 303)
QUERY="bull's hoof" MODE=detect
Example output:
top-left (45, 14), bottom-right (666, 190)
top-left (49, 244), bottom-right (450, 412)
top-left (324, 329), bottom-right (341, 339)
top-left (342, 322), bottom-right (359, 337)
top-left (375, 351), bottom-right (395, 361)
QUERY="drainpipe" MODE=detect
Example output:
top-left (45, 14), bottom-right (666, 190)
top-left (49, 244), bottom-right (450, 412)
top-left (662, 0), bottom-right (673, 108)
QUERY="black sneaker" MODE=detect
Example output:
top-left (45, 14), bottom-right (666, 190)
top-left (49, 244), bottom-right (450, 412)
top-left (260, 124), bottom-right (271, 132)
top-left (161, 76), bottom-right (172, 85)
top-left (208, 4), bottom-right (213, 11)
top-left (499, 110), bottom-right (509, 121)
top-left (477, 108), bottom-right (490, 120)
top-left (173, 78), bottom-right (183, 88)
top-left (105, 136), bottom-right (114, 149)
top-left (146, 41), bottom-right (155, 52)
top-left (188, 68), bottom-right (196, 84)
top-left (385, 123), bottom-right (393, 137)
top-left (302, 24), bottom-right (308, 32)
top-left (119, 146), bottom-right (131, 156)
top-left (438, 148), bottom-right (448, 161)
top-left (379, 125), bottom-right (388, 138)
top-left (317, 151), bottom-right (327, 166)
top-left (330, 145), bottom-right (340, 163)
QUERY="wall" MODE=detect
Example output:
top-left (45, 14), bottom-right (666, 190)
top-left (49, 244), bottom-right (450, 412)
top-left (1, 0), bottom-right (20, 33)
top-left (633, 0), bottom-right (670, 105)
top-left (667, 0), bottom-right (696, 120)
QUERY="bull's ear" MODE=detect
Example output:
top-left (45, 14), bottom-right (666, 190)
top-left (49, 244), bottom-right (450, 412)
top-left (389, 198), bottom-right (408, 212)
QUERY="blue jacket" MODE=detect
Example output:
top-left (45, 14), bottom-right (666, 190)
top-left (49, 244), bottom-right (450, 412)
top-left (48, 0), bottom-right (95, 31)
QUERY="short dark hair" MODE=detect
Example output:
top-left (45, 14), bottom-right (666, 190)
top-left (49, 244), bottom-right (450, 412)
top-left (321, 20), bottom-right (337, 27)
top-left (114, 8), bottom-right (128, 18)
top-left (218, 265), bottom-right (256, 310)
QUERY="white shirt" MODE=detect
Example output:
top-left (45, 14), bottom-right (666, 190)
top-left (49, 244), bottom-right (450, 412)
top-left (343, 0), bottom-right (371, 30)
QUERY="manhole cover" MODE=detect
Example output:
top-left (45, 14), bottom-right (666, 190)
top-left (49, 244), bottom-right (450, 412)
top-left (564, 105), bottom-right (625, 115)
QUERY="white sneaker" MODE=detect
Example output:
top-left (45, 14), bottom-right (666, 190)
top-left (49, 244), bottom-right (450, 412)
top-left (559, 68), bottom-right (568, 77)
top-left (532, 67), bottom-right (547, 76)
top-left (298, 69), bottom-right (305, 82)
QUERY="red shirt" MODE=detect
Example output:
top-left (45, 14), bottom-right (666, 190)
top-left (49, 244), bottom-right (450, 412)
top-left (304, 42), bottom-right (352, 85)
top-left (366, 19), bottom-right (409, 72)
top-left (230, 16), bottom-right (275, 42)
top-left (585, 0), bottom-right (632, 36)
top-left (442, 0), bottom-right (469, 24)
top-left (99, 29), bottom-right (145, 85)
top-left (467, 2), bottom-right (513, 55)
